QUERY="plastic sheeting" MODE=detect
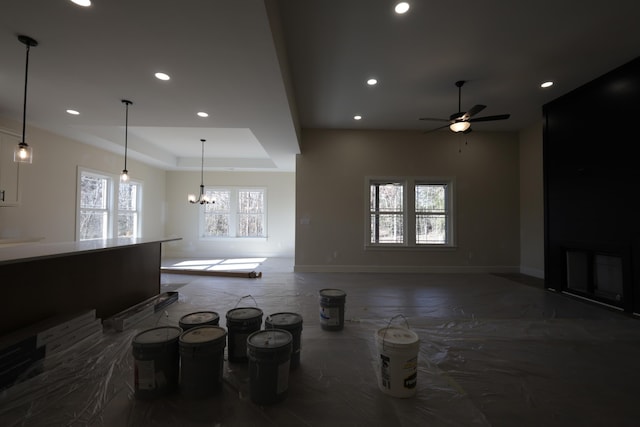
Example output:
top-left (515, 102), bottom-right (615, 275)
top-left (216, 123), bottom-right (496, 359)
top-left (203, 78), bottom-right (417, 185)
top-left (2, 271), bottom-right (640, 426)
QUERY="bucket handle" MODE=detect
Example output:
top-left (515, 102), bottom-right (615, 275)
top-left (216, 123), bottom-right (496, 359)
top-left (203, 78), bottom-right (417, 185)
top-left (234, 294), bottom-right (258, 308)
top-left (382, 314), bottom-right (411, 351)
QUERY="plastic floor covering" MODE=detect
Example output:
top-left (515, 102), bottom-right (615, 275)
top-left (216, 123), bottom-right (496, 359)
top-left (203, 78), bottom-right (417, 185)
top-left (2, 263), bottom-right (640, 426)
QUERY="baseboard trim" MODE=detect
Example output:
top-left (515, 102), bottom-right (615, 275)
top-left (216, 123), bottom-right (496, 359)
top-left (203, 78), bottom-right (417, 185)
top-left (293, 265), bottom-right (520, 274)
top-left (519, 266), bottom-right (545, 279)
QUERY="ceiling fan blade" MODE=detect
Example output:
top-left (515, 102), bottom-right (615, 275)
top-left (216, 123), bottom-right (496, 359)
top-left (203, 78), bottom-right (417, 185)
top-left (423, 123), bottom-right (450, 133)
top-left (419, 117), bottom-right (449, 122)
top-left (468, 114), bottom-right (511, 122)
top-left (461, 104), bottom-right (486, 120)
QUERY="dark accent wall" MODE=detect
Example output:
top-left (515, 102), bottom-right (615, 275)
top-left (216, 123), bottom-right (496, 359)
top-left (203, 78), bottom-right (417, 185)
top-left (543, 56), bottom-right (640, 313)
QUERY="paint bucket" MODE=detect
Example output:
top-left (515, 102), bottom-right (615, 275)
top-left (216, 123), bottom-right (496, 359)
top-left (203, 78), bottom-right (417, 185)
top-left (247, 329), bottom-right (293, 405)
top-left (375, 322), bottom-right (420, 398)
top-left (179, 311), bottom-right (220, 331)
top-left (265, 312), bottom-right (303, 369)
top-left (179, 325), bottom-right (227, 398)
top-left (132, 326), bottom-right (182, 399)
top-left (226, 307), bottom-right (263, 362)
top-left (318, 288), bottom-right (346, 331)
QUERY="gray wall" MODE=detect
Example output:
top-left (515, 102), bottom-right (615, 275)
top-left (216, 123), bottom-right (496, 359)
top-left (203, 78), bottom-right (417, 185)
top-left (519, 122), bottom-right (544, 278)
top-left (1, 117), bottom-right (544, 276)
top-left (295, 128), bottom-right (524, 273)
top-left (0, 118), bottom-right (166, 242)
top-left (163, 170), bottom-right (295, 258)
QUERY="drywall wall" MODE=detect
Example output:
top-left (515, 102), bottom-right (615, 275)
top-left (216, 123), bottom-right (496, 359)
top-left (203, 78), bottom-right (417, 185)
top-left (519, 121), bottom-right (544, 278)
top-left (295, 129), bottom-right (520, 272)
top-left (163, 170), bottom-right (295, 258)
top-left (0, 118), bottom-right (166, 243)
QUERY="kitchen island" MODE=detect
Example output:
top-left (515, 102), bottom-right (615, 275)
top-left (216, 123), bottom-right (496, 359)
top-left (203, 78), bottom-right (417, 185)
top-left (0, 237), bottom-right (180, 336)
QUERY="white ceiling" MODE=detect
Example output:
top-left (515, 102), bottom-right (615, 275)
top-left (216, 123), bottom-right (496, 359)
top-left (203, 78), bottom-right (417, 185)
top-left (1, 1), bottom-right (639, 172)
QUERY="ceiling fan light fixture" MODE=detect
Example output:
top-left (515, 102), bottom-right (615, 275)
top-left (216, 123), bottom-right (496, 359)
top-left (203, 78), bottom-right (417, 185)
top-left (395, 2), bottom-right (410, 14)
top-left (70, 0), bottom-right (92, 6)
top-left (450, 121), bottom-right (470, 133)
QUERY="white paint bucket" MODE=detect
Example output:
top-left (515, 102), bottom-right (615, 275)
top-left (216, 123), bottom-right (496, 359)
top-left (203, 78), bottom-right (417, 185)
top-left (132, 326), bottom-right (182, 399)
top-left (179, 325), bottom-right (227, 398)
top-left (265, 312), bottom-right (303, 369)
top-left (225, 307), bottom-right (263, 363)
top-left (247, 329), bottom-right (293, 405)
top-left (375, 325), bottom-right (419, 398)
top-left (179, 311), bottom-right (220, 331)
top-left (319, 288), bottom-right (346, 331)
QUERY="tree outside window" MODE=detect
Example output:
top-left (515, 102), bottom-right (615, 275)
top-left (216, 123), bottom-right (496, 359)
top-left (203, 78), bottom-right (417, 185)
top-left (201, 187), bottom-right (266, 238)
top-left (367, 177), bottom-right (454, 247)
top-left (78, 169), bottom-right (142, 241)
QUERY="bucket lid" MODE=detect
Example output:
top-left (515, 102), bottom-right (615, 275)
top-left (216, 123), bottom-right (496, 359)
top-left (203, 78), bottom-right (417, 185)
top-left (265, 312), bottom-right (303, 327)
top-left (180, 325), bottom-right (226, 344)
top-left (226, 307), bottom-right (263, 320)
top-left (180, 311), bottom-right (219, 325)
top-left (376, 326), bottom-right (419, 347)
top-left (247, 329), bottom-right (292, 349)
top-left (133, 326), bottom-right (182, 345)
top-left (319, 288), bottom-right (346, 298)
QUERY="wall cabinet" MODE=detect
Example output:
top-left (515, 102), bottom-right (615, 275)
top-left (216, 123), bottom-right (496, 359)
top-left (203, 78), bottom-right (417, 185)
top-left (0, 129), bottom-right (21, 206)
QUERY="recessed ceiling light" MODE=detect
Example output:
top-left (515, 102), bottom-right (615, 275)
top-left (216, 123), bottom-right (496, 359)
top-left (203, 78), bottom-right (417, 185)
top-left (70, 0), bottom-right (91, 6)
top-left (354, 115), bottom-right (362, 120)
top-left (367, 78), bottom-right (378, 86)
top-left (66, 109), bottom-right (80, 115)
top-left (395, 2), bottom-right (410, 14)
top-left (155, 72), bottom-right (170, 81)
top-left (541, 81), bottom-right (554, 88)
top-left (197, 112), bottom-right (209, 118)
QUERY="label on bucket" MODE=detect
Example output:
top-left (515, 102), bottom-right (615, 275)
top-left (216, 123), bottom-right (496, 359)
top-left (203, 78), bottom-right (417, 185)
top-left (320, 306), bottom-right (340, 326)
top-left (135, 359), bottom-right (156, 390)
top-left (234, 333), bottom-right (249, 356)
top-left (380, 354), bottom-right (391, 389)
top-left (277, 360), bottom-right (290, 394)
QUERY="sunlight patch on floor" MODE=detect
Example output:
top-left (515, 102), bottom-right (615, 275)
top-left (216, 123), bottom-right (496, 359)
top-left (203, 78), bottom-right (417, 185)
top-left (167, 257), bottom-right (267, 271)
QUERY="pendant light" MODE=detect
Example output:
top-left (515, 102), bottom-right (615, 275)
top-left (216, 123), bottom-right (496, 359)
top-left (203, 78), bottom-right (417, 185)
top-left (120, 100), bottom-right (132, 182)
top-left (14, 35), bottom-right (38, 164)
top-left (188, 139), bottom-right (214, 204)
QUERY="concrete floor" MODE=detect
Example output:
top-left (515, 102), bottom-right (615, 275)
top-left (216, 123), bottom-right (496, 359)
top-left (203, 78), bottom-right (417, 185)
top-left (1, 257), bottom-right (639, 426)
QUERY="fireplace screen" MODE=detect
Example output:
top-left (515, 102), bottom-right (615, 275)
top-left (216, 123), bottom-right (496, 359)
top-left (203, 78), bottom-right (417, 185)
top-left (565, 250), bottom-right (623, 304)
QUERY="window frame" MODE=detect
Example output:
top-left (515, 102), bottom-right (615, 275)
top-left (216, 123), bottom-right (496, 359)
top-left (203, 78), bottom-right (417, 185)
top-left (199, 186), bottom-right (267, 240)
top-left (117, 179), bottom-right (143, 238)
top-left (365, 176), bottom-right (456, 250)
top-left (76, 167), bottom-right (143, 241)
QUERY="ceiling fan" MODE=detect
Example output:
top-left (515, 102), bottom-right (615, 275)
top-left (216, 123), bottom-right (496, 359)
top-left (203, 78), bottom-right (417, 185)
top-left (419, 80), bottom-right (510, 133)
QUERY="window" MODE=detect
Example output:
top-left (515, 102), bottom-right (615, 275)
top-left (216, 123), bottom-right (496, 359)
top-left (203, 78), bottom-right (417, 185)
top-left (118, 181), bottom-right (141, 238)
top-left (415, 183), bottom-right (448, 244)
top-left (370, 181), bottom-right (404, 244)
top-left (77, 168), bottom-right (142, 240)
top-left (201, 187), bottom-right (266, 238)
top-left (367, 177), bottom-right (454, 248)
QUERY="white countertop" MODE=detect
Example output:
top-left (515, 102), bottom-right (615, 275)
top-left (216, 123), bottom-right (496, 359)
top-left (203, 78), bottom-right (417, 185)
top-left (0, 237), bottom-right (181, 265)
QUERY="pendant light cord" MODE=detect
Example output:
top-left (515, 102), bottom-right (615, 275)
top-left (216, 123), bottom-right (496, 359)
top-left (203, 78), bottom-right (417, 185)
top-left (122, 100), bottom-right (132, 171)
top-left (200, 139), bottom-right (205, 193)
top-left (21, 42), bottom-right (31, 144)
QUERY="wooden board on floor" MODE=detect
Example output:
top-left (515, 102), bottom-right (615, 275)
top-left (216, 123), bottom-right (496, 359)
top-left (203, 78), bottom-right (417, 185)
top-left (161, 268), bottom-right (262, 278)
